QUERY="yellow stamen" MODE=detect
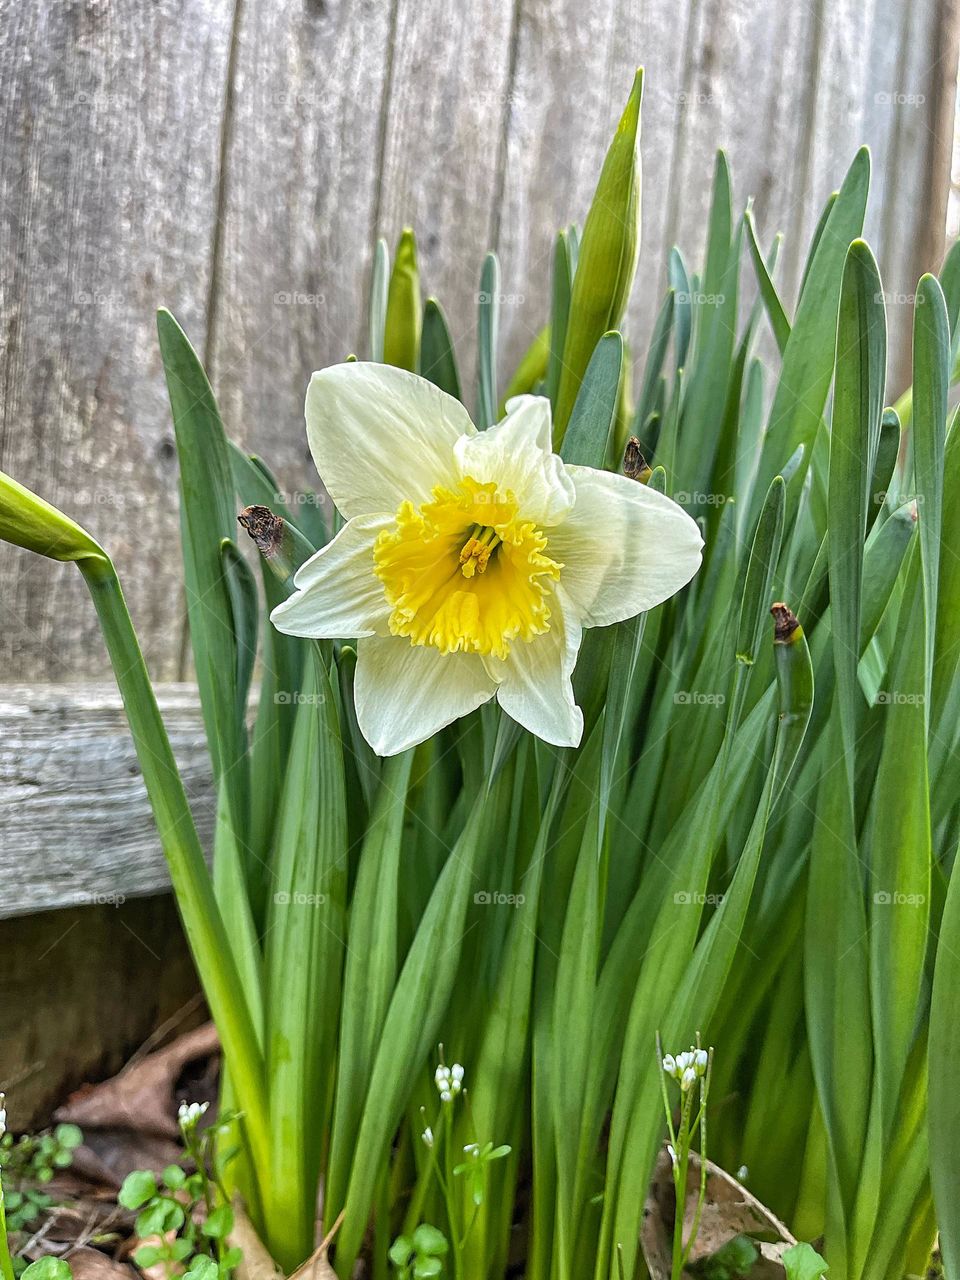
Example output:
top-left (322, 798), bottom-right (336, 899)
top-left (459, 525), bottom-right (502, 577)
top-left (373, 477), bottom-right (562, 659)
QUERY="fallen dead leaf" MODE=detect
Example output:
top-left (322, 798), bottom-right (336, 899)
top-left (54, 1024), bottom-right (219, 1140)
top-left (230, 1205), bottom-right (342, 1280)
top-left (286, 1211), bottom-right (343, 1280)
top-left (231, 1205), bottom-right (284, 1280)
top-left (286, 1243), bottom-right (337, 1280)
top-left (66, 1247), bottom-right (137, 1280)
top-left (642, 1148), bottom-right (797, 1280)
top-left (70, 1131), bottom-right (184, 1190)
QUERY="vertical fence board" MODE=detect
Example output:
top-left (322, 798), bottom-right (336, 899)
top-left (204, 0), bottom-right (395, 530)
top-left (0, 0), bottom-right (234, 682)
top-left (0, 0), bottom-right (956, 681)
top-left (371, 0), bottom-right (520, 389)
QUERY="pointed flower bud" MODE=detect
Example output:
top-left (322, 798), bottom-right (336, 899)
top-left (0, 470), bottom-right (108, 571)
top-left (554, 69), bottom-right (643, 441)
top-left (383, 228), bottom-right (422, 373)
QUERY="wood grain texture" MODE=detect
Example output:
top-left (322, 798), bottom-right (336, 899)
top-left (0, 0), bottom-right (958, 688)
top-left (0, 683), bottom-right (213, 918)
top-left (0, 0), bottom-right (234, 683)
top-left (0, 895), bottom-right (201, 1128)
top-left (496, 0), bottom-right (959, 385)
top-left (371, 0), bottom-right (520, 398)
top-left (205, 0), bottom-right (395, 542)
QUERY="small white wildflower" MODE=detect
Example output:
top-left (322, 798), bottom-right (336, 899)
top-left (0, 1092), bottom-right (6, 1137)
top-left (434, 1061), bottom-right (463, 1101)
top-left (667, 1143), bottom-right (677, 1167)
top-left (680, 1066), bottom-right (697, 1092)
top-left (662, 1054), bottom-right (677, 1076)
top-left (676, 1051), bottom-right (694, 1073)
top-left (736, 1165), bottom-right (749, 1182)
top-left (178, 1100), bottom-right (209, 1126)
top-left (694, 1048), bottom-right (708, 1075)
top-left (463, 1143), bottom-right (480, 1158)
top-left (421, 1127), bottom-right (434, 1148)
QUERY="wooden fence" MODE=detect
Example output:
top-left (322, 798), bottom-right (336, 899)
top-left (0, 0), bottom-right (958, 1117)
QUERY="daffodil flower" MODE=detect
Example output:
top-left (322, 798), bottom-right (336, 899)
top-left (271, 363), bottom-right (702, 756)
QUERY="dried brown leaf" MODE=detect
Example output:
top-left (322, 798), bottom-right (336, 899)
top-left (641, 1149), bottom-right (796, 1280)
top-left (65, 1248), bottom-right (136, 1280)
top-left (231, 1205), bottom-right (284, 1280)
top-left (54, 1025), bottom-right (219, 1139)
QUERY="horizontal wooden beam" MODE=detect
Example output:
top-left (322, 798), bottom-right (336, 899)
top-left (0, 683), bottom-right (212, 920)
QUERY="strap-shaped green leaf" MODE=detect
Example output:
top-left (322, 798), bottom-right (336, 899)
top-left (420, 297), bottom-right (463, 400)
top-left (476, 252), bottom-right (501, 428)
top-left (559, 331), bottom-right (623, 468)
top-left (827, 240), bottom-right (886, 782)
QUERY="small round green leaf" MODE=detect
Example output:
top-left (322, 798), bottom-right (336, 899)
top-left (118, 1169), bottom-right (158, 1210)
top-left (201, 1205), bottom-right (234, 1240)
top-left (53, 1125), bottom-right (83, 1151)
top-left (21, 1258), bottom-right (72, 1280)
top-left (411, 1224), bottom-right (448, 1256)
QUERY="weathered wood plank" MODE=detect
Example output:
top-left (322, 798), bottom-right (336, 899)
top-left (0, 895), bottom-right (202, 1129)
top-left (0, 0), bottom-right (235, 683)
top-left (371, 0), bottom-right (520, 392)
top-left (495, 0), bottom-right (657, 378)
top-left (205, 0), bottom-right (395, 538)
top-left (0, 683), bottom-right (212, 919)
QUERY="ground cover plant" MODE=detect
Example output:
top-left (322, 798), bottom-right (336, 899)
top-left (2, 69), bottom-right (960, 1280)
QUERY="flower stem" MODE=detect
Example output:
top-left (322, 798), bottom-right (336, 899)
top-left (682, 1057), bottom-right (712, 1269)
top-left (671, 1090), bottom-right (694, 1280)
top-left (0, 1179), bottom-right (15, 1280)
top-left (79, 559), bottom-right (270, 1185)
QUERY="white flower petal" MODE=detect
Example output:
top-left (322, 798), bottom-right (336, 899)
top-left (551, 467), bottom-right (703, 626)
top-left (453, 395), bottom-right (574, 525)
top-left (490, 589), bottom-right (583, 747)
top-left (355, 635), bottom-right (497, 756)
top-left (306, 363), bottom-right (477, 519)
top-left (270, 515), bottom-right (391, 638)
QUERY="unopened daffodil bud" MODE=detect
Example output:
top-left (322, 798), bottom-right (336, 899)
top-left (383, 228), bottom-right (422, 372)
top-left (0, 471), bottom-right (108, 571)
top-left (554, 69), bottom-right (643, 442)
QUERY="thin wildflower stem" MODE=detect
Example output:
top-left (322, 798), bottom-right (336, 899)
top-left (681, 1050), bottom-right (713, 1268)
